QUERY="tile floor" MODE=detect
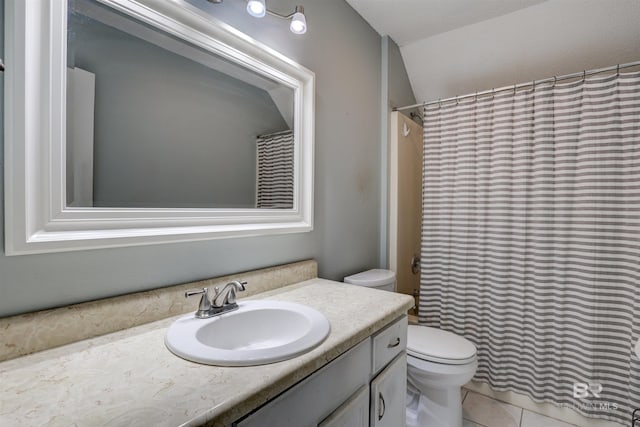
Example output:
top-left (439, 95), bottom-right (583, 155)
top-left (462, 389), bottom-right (581, 427)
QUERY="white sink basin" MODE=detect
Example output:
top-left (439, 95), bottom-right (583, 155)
top-left (165, 300), bottom-right (331, 366)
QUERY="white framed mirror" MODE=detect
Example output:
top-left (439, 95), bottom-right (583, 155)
top-left (4, 0), bottom-right (314, 255)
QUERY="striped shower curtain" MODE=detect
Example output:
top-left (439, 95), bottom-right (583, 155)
top-left (419, 70), bottom-right (640, 424)
top-left (256, 130), bottom-right (294, 209)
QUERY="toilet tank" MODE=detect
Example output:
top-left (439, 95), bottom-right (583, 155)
top-left (344, 269), bottom-right (396, 292)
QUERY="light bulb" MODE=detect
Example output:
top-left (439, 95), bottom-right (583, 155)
top-left (247, 0), bottom-right (266, 18)
top-left (289, 7), bottom-right (306, 34)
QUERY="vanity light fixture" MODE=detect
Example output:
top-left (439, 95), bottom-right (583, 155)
top-left (249, 1), bottom-right (307, 35)
top-left (289, 6), bottom-right (306, 34)
top-left (207, 0), bottom-right (307, 34)
top-left (246, 0), bottom-right (266, 18)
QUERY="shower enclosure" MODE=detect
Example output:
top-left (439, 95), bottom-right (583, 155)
top-left (410, 63), bottom-right (640, 425)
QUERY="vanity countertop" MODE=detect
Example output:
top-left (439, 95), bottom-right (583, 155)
top-left (0, 279), bottom-right (414, 426)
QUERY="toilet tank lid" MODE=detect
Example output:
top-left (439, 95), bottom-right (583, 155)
top-left (407, 325), bottom-right (477, 364)
top-left (344, 269), bottom-right (396, 287)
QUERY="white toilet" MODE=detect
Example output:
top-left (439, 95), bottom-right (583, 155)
top-left (344, 269), bottom-right (477, 427)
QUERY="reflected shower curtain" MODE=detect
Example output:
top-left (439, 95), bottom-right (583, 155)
top-left (419, 70), bottom-right (640, 424)
top-left (256, 130), bottom-right (294, 208)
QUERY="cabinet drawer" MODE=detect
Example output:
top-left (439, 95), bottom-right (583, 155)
top-left (371, 316), bottom-right (407, 375)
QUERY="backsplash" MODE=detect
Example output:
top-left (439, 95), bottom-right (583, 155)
top-left (0, 259), bottom-right (317, 362)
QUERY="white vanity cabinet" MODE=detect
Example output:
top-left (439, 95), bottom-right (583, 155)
top-left (233, 316), bottom-right (408, 427)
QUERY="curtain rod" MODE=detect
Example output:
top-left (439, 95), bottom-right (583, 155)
top-left (393, 60), bottom-right (640, 112)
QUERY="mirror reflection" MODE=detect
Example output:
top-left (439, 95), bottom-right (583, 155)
top-left (66, 0), bottom-right (295, 209)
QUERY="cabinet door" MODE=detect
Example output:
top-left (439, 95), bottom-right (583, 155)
top-left (318, 385), bottom-right (369, 427)
top-left (234, 339), bottom-right (371, 427)
top-left (370, 352), bottom-right (406, 427)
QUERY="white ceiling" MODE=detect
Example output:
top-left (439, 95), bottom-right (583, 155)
top-left (345, 0), bottom-right (548, 47)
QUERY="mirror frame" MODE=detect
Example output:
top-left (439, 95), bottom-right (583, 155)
top-left (4, 0), bottom-right (314, 255)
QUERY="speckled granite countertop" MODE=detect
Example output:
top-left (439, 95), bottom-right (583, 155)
top-left (0, 279), bottom-right (414, 427)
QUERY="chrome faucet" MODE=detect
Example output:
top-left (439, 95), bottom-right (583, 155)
top-left (213, 280), bottom-right (247, 307)
top-left (185, 280), bottom-right (247, 318)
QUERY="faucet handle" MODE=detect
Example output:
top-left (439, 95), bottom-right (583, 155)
top-left (225, 281), bottom-right (247, 305)
top-left (185, 288), bottom-right (206, 298)
top-left (233, 280), bottom-right (248, 291)
top-left (226, 288), bottom-right (238, 305)
top-left (185, 287), bottom-right (212, 318)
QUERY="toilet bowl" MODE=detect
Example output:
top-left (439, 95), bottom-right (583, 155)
top-left (405, 325), bottom-right (477, 427)
top-left (344, 269), bottom-right (477, 427)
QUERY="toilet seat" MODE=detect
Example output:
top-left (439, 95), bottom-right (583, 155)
top-left (407, 325), bottom-right (477, 365)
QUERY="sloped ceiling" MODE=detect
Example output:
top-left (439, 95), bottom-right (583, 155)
top-left (345, 0), bottom-right (548, 47)
top-left (345, 0), bottom-right (548, 101)
top-left (346, 0), bottom-right (640, 103)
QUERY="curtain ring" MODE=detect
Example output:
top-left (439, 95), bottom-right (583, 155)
top-left (474, 91), bottom-right (478, 102)
top-left (491, 88), bottom-right (495, 100)
top-left (616, 64), bottom-right (620, 76)
top-left (438, 98), bottom-right (441, 109)
top-left (582, 70), bottom-right (586, 81)
top-left (455, 96), bottom-right (459, 105)
top-left (552, 76), bottom-right (557, 88)
top-left (532, 79), bottom-right (536, 92)
top-left (513, 84), bottom-right (517, 95)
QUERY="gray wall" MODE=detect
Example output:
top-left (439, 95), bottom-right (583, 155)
top-left (69, 14), bottom-right (288, 208)
top-left (0, 0), bottom-right (396, 316)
